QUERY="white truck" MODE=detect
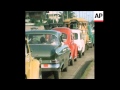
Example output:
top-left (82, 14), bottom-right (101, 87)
top-left (71, 29), bottom-right (85, 58)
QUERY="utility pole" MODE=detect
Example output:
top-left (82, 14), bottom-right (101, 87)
top-left (62, 12), bottom-right (64, 22)
top-left (53, 11), bottom-right (54, 23)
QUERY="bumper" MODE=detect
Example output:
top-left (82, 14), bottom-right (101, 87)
top-left (41, 64), bottom-right (61, 71)
top-left (87, 41), bottom-right (92, 46)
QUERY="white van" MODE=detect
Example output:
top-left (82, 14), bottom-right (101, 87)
top-left (71, 29), bottom-right (85, 58)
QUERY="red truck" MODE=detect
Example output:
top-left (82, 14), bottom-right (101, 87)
top-left (53, 27), bottom-right (78, 66)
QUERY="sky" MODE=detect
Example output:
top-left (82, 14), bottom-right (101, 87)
top-left (73, 11), bottom-right (94, 21)
top-left (57, 11), bottom-right (94, 21)
top-left (47, 11), bottom-right (94, 21)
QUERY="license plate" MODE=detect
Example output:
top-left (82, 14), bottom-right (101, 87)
top-left (41, 64), bottom-right (60, 68)
top-left (44, 64), bottom-right (48, 68)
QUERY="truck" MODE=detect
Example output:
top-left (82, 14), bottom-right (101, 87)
top-left (63, 18), bottom-right (94, 50)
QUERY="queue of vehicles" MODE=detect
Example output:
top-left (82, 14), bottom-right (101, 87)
top-left (25, 18), bottom-right (94, 79)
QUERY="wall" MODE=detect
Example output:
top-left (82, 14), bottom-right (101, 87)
top-left (25, 25), bottom-right (45, 30)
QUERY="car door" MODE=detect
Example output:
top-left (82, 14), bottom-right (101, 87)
top-left (56, 46), bottom-right (66, 68)
top-left (80, 33), bottom-right (85, 52)
top-left (63, 46), bottom-right (70, 67)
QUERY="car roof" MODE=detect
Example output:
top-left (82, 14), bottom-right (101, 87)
top-left (25, 30), bottom-right (62, 36)
top-left (53, 27), bottom-right (72, 35)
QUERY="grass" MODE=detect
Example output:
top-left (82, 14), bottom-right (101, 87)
top-left (80, 60), bottom-right (94, 79)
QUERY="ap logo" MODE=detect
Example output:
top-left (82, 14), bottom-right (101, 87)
top-left (94, 11), bottom-right (104, 22)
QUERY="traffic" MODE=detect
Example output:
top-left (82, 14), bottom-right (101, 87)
top-left (25, 17), bottom-right (94, 79)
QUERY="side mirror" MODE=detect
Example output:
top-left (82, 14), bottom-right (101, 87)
top-left (61, 38), bottom-right (63, 42)
top-left (60, 35), bottom-right (63, 42)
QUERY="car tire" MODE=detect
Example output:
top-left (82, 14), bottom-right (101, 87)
top-left (82, 52), bottom-right (85, 56)
top-left (70, 59), bottom-right (74, 66)
top-left (63, 61), bottom-right (68, 72)
top-left (63, 66), bottom-right (68, 72)
top-left (79, 51), bottom-right (82, 58)
top-left (86, 44), bottom-right (89, 50)
top-left (53, 70), bottom-right (61, 79)
top-left (90, 44), bottom-right (93, 48)
top-left (74, 58), bottom-right (77, 61)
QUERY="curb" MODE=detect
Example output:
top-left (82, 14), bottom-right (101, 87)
top-left (81, 60), bottom-right (94, 79)
top-left (73, 60), bottom-right (93, 79)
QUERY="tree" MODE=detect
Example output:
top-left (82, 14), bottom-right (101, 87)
top-left (63, 11), bottom-right (75, 20)
top-left (57, 11), bottom-right (75, 23)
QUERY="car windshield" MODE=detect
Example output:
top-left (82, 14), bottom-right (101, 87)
top-left (73, 33), bottom-right (78, 40)
top-left (26, 34), bottom-right (59, 45)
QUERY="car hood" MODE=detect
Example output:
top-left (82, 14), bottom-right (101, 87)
top-left (29, 45), bottom-right (58, 59)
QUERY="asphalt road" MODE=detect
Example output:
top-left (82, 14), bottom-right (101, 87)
top-left (42, 47), bottom-right (94, 79)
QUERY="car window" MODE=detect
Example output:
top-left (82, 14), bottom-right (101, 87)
top-left (62, 33), bottom-right (67, 39)
top-left (73, 33), bottom-right (78, 40)
top-left (26, 34), bottom-right (59, 45)
top-left (62, 33), bottom-right (67, 42)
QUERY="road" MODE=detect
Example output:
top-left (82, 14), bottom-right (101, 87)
top-left (42, 47), bottom-right (94, 79)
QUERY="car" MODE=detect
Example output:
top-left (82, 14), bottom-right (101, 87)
top-left (25, 38), bottom-right (42, 79)
top-left (53, 27), bottom-right (78, 66)
top-left (71, 29), bottom-right (85, 58)
top-left (25, 30), bottom-right (71, 79)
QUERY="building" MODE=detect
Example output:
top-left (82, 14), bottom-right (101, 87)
top-left (25, 11), bottom-right (47, 30)
top-left (46, 11), bottom-right (61, 23)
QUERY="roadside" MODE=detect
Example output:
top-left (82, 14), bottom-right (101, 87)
top-left (80, 60), bottom-right (94, 79)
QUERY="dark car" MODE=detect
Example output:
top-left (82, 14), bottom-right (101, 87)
top-left (25, 30), bottom-right (71, 79)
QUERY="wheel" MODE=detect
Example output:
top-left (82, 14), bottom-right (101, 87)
top-left (74, 58), bottom-right (77, 61)
top-left (82, 52), bottom-right (85, 56)
top-left (89, 44), bottom-right (93, 48)
top-left (87, 45), bottom-right (89, 50)
top-left (63, 61), bottom-right (68, 72)
top-left (70, 59), bottom-right (74, 66)
top-left (53, 70), bottom-right (61, 79)
top-left (63, 66), bottom-right (68, 72)
top-left (85, 44), bottom-right (88, 51)
top-left (78, 51), bottom-right (82, 58)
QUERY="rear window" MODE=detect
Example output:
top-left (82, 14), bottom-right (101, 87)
top-left (73, 33), bottom-right (78, 40)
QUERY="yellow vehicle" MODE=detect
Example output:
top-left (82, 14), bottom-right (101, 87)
top-left (25, 38), bottom-right (42, 79)
top-left (63, 18), bottom-right (90, 50)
